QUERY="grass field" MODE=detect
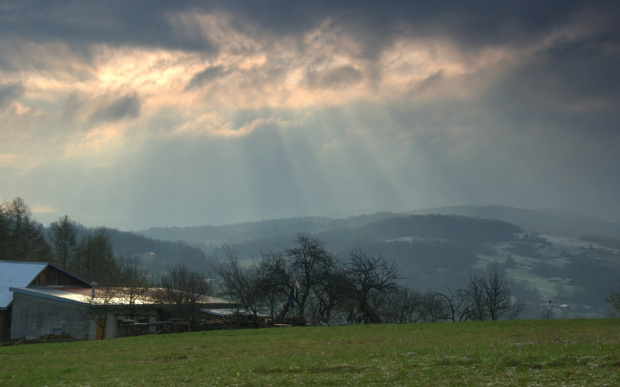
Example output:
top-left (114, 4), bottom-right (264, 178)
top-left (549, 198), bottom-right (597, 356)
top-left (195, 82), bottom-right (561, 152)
top-left (1, 319), bottom-right (619, 386)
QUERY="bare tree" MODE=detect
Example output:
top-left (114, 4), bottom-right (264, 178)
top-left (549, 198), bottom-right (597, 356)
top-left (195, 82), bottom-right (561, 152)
top-left (484, 265), bottom-right (525, 320)
top-left (459, 274), bottom-right (488, 321)
top-left (285, 234), bottom-right (334, 321)
top-left (216, 247), bottom-right (265, 324)
top-left (157, 263), bottom-right (213, 331)
top-left (81, 261), bottom-right (151, 339)
top-left (257, 251), bottom-right (296, 321)
top-left (114, 258), bottom-right (151, 320)
top-left (434, 287), bottom-right (469, 322)
top-left (605, 280), bottom-right (620, 317)
top-left (81, 286), bottom-right (119, 340)
top-left (310, 267), bottom-right (352, 325)
top-left (256, 234), bottom-right (335, 324)
top-left (416, 291), bottom-right (451, 322)
top-left (460, 265), bottom-right (525, 321)
top-left (374, 287), bottom-right (423, 324)
top-left (345, 246), bottom-right (400, 324)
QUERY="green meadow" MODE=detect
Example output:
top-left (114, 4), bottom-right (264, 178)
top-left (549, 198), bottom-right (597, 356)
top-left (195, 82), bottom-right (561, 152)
top-left (1, 319), bottom-right (619, 386)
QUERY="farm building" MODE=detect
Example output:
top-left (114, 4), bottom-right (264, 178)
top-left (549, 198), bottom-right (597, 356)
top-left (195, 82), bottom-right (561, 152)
top-left (0, 260), bottom-right (92, 340)
top-left (8, 286), bottom-right (164, 340)
top-left (2, 260), bottom-right (253, 341)
top-left (0, 260), bottom-right (165, 340)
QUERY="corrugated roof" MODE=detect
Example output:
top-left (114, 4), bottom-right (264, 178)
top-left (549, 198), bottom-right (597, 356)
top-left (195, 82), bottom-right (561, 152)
top-left (0, 261), bottom-right (48, 309)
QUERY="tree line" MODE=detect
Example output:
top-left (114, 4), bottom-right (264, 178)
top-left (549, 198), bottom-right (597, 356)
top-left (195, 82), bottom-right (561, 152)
top-left (216, 233), bottom-right (526, 325)
top-left (7, 196), bottom-right (616, 325)
top-left (0, 198), bottom-right (214, 333)
top-left (1, 197), bottom-right (142, 286)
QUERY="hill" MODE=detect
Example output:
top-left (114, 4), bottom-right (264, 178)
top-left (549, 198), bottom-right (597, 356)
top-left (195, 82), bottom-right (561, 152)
top-left (102, 228), bottom-right (208, 275)
top-left (138, 212), bottom-right (405, 249)
top-left (407, 205), bottom-right (620, 238)
top-left (131, 207), bottom-right (620, 318)
top-left (139, 205), bottom-right (620, 249)
top-left (328, 214), bottom-right (521, 243)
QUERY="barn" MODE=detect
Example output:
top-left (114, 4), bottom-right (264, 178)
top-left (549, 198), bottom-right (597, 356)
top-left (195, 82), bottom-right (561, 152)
top-left (0, 260), bottom-right (92, 340)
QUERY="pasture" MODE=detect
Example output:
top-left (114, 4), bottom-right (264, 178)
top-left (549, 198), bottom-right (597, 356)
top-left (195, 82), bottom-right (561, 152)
top-left (1, 319), bottom-right (619, 386)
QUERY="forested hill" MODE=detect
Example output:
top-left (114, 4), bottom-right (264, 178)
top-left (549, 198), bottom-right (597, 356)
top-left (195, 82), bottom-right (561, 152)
top-left (408, 205), bottom-right (620, 239)
top-left (329, 215), bottom-right (522, 243)
top-left (139, 213), bottom-right (404, 248)
top-left (101, 228), bottom-right (207, 274)
top-left (140, 206), bottom-right (620, 249)
top-left (140, 217), bottom-right (334, 245)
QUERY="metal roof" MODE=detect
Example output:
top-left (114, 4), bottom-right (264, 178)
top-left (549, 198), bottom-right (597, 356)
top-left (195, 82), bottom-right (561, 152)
top-left (9, 286), bottom-right (89, 306)
top-left (201, 308), bottom-right (269, 318)
top-left (0, 261), bottom-right (48, 309)
top-left (10, 286), bottom-right (159, 306)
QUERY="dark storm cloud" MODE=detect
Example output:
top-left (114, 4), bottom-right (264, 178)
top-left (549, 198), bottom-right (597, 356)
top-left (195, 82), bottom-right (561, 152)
top-left (482, 31), bottom-right (620, 141)
top-left (4, 1), bottom-right (614, 55)
top-left (217, 1), bottom-right (618, 57)
top-left (0, 0), bottom-right (616, 84)
top-left (89, 94), bottom-right (141, 123)
top-left (0, 0), bottom-right (216, 54)
top-left (537, 35), bottom-right (620, 102)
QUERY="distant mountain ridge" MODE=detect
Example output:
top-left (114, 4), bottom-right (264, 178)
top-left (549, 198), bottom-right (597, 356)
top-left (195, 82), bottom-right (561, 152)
top-left (139, 205), bottom-right (620, 247)
top-left (139, 212), bottom-right (405, 248)
top-left (407, 205), bottom-right (620, 239)
top-left (326, 214), bottom-right (521, 243)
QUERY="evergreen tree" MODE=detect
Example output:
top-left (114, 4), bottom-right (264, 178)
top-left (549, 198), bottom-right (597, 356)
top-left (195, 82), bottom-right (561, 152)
top-left (49, 215), bottom-right (78, 269)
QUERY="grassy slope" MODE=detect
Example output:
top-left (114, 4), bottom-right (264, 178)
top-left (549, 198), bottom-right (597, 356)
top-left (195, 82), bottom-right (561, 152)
top-left (1, 319), bottom-right (619, 386)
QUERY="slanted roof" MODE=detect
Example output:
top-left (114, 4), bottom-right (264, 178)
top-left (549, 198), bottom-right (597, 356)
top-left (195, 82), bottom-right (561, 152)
top-left (10, 286), bottom-right (161, 307)
top-left (201, 307), bottom-right (269, 318)
top-left (0, 260), bottom-right (91, 310)
top-left (0, 261), bottom-right (48, 309)
top-left (9, 286), bottom-right (89, 306)
top-left (201, 308), bottom-right (251, 317)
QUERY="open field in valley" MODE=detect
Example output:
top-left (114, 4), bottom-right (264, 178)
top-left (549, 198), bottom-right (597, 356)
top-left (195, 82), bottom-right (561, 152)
top-left (1, 319), bottom-right (619, 386)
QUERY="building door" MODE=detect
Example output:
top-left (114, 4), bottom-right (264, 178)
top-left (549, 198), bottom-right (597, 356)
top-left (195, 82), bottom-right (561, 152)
top-left (96, 318), bottom-right (105, 340)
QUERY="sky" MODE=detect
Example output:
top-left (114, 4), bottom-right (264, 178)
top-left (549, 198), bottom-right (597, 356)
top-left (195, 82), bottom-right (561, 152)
top-left (1, 1), bottom-right (619, 230)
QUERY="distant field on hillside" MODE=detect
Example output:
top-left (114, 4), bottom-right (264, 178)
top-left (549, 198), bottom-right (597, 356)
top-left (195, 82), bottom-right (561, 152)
top-left (1, 320), bottom-right (619, 386)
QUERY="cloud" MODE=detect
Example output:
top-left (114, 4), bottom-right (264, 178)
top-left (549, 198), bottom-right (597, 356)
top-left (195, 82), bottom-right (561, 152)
top-left (0, 153), bottom-right (24, 170)
top-left (186, 65), bottom-right (227, 90)
top-left (1, 1), bottom-right (620, 229)
top-left (0, 82), bottom-right (24, 110)
top-left (307, 65), bottom-right (363, 89)
top-left (89, 93), bottom-right (141, 123)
